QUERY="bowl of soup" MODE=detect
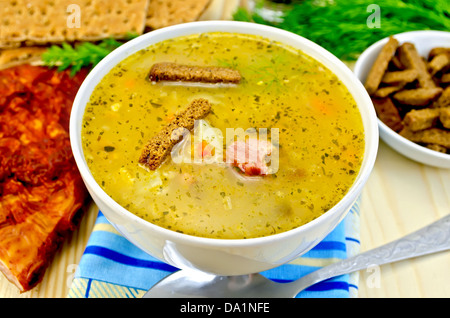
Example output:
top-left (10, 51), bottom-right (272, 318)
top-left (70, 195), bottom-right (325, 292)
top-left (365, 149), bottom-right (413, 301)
top-left (71, 21), bottom-right (378, 275)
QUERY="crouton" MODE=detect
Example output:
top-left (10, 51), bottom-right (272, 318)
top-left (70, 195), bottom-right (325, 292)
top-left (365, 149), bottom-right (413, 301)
top-left (434, 86), bottom-right (450, 108)
top-left (371, 97), bottom-right (404, 132)
top-left (397, 43), bottom-right (436, 88)
top-left (403, 108), bottom-right (440, 131)
top-left (364, 36), bottom-right (399, 95)
top-left (400, 127), bottom-right (450, 149)
top-left (428, 47), bottom-right (450, 60)
top-left (440, 107), bottom-right (450, 129)
top-left (139, 98), bottom-right (212, 170)
top-left (148, 62), bottom-right (241, 84)
top-left (381, 69), bottom-right (418, 84)
top-left (372, 82), bottom-right (406, 98)
top-left (393, 87), bottom-right (443, 106)
top-left (428, 53), bottom-right (450, 76)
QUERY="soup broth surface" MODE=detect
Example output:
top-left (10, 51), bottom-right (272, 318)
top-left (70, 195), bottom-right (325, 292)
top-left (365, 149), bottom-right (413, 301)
top-left (82, 32), bottom-right (364, 239)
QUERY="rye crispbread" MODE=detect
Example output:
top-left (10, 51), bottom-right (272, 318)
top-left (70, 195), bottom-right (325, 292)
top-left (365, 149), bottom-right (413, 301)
top-left (0, 0), bottom-right (149, 48)
top-left (145, 0), bottom-right (211, 30)
top-left (0, 46), bottom-right (45, 70)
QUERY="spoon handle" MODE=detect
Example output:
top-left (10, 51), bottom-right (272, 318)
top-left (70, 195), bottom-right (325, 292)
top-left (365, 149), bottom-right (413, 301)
top-left (297, 214), bottom-right (450, 290)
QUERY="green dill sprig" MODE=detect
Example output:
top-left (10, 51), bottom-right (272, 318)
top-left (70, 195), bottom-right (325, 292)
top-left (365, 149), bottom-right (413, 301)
top-left (233, 0), bottom-right (450, 60)
top-left (42, 34), bottom-right (138, 76)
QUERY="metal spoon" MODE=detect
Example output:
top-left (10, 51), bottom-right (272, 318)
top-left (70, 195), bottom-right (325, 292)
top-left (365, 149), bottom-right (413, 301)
top-left (143, 214), bottom-right (450, 298)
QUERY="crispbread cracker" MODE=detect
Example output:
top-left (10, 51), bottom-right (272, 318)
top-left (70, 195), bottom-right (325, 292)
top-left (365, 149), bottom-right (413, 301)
top-left (0, 47), bottom-right (45, 70)
top-left (146, 0), bottom-right (211, 30)
top-left (0, 0), bottom-right (149, 48)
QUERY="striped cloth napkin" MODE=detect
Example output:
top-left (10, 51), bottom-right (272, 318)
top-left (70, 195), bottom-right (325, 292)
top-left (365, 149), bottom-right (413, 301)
top-left (68, 198), bottom-right (361, 298)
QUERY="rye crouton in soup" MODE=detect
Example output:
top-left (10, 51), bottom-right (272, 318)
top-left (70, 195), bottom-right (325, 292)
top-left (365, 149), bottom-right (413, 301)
top-left (81, 32), bottom-right (365, 239)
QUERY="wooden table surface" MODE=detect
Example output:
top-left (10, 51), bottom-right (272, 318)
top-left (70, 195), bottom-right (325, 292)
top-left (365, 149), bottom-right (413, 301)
top-left (1, 0), bottom-right (449, 298)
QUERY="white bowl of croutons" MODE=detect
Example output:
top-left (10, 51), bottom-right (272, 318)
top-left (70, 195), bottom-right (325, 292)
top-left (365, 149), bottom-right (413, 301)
top-left (354, 30), bottom-right (450, 169)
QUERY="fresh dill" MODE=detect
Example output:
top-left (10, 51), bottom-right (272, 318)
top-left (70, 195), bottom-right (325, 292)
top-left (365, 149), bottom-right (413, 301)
top-left (233, 0), bottom-right (450, 60)
top-left (42, 34), bottom-right (138, 76)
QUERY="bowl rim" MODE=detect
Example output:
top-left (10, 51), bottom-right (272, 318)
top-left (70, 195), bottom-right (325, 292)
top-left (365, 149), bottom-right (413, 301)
top-left (70, 20), bottom-right (379, 248)
top-left (353, 30), bottom-right (450, 166)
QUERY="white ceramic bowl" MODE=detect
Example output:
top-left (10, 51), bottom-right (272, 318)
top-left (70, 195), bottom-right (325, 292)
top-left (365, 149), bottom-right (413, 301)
top-left (354, 30), bottom-right (450, 169)
top-left (70, 21), bottom-right (378, 275)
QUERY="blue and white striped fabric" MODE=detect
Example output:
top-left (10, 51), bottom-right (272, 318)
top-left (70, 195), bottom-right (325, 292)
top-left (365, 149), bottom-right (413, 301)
top-left (68, 198), bottom-right (361, 298)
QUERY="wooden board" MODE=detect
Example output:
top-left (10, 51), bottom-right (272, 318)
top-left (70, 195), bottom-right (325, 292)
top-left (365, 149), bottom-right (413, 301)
top-left (1, 0), bottom-right (449, 298)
